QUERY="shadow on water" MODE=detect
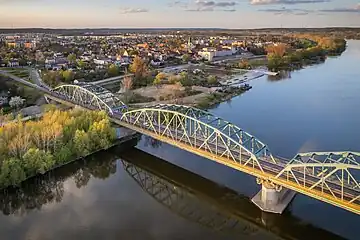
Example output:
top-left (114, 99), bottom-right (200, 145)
top-left (118, 148), bottom-right (347, 240)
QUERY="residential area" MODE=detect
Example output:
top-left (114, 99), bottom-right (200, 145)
top-left (0, 29), bottom-right (346, 119)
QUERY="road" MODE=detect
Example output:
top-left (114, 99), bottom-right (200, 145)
top-left (92, 74), bottom-right (134, 86)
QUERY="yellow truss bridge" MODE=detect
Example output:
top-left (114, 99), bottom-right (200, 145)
top-left (0, 71), bottom-right (359, 216)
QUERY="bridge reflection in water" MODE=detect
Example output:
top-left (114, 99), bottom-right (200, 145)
top-left (119, 148), bottom-right (346, 240)
top-left (0, 142), bottom-right (347, 240)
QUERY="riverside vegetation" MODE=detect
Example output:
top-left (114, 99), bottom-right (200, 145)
top-left (265, 36), bottom-right (346, 71)
top-left (0, 108), bottom-right (116, 188)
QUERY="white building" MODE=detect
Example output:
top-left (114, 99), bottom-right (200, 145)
top-left (198, 46), bottom-right (237, 61)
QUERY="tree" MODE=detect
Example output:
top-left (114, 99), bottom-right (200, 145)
top-left (153, 78), bottom-right (162, 86)
top-left (35, 51), bottom-right (45, 64)
top-left (77, 60), bottom-right (86, 69)
top-left (23, 148), bottom-right (55, 175)
top-left (182, 54), bottom-right (190, 63)
top-left (73, 129), bottom-right (91, 157)
top-left (129, 56), bottom-right (149, 86)
top-left (266, 43), bottom-right (288, 58)
top-left (207, 75), bottom-right (218, 85)
top-left (239, 60), bottom-right (250, 69)
top-left (108, 64), bottom-right (119, 77)
top-left (179, 72), bottom-right (192, 86)
top-left (62, 70), bottom-right (74, 83)
top-left (168, 74), bottom-right (180, 84)
top-left (122, 75), bottom-right (133, 92)
top-left (9, 96), bottom-right (25, 109)
top-left (0, 158), bottom-right (26, 187)
top-left (154, 72), bottom-right (167, 85)
top-left (67, 53), bottom-right (77, 64)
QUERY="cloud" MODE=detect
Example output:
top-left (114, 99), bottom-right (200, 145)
top-left (170, 0), bottom-right (237, 12)
top-left (250, 0), bottom-right (329, 5)
top-left (259, 7), bottom-right (312, 15)
top-left (120, 8), bottom-right (149, 14)
top-left (319, 4), bottom-right (360, 13)
top-left (196, 0), bottom-right (237, 7)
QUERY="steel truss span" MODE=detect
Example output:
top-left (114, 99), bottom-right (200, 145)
top-left (119, 104), bottom-right (360, 215)
top-left (52, 83), bottom-right (126, 114)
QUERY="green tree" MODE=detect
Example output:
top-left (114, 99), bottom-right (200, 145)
top-left (23, 148), bottom-right (55, 175)
top-left (0, 158), bottom-right (26, 187)
top-left (67, 53), bottom-right (77, 64)
top-left (207, 75), bottom-right (218, 85)
top-left (73, 129), bottom-right (91, 157)
top-left (179, 72), bottom-right (192, 86)
top-left (182, 54), bottom-right (190, 63)
top-left (54, 144), bottom-right (73, 164)
top-left (62, 70), bottom-right (75, 83)
top-left (77, 60), bottom-right (86, 69)
top-left (108, 64), bottom-right (119, 77)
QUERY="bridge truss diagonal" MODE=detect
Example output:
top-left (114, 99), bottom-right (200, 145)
top-left (275, 152), bottom-right (360, 207)
top-left (119, 104), bottom-right (360, 214)
top-left (52, 82), bottom-right (126, 114)
top-left (120, 103), bottom-right (276, 174)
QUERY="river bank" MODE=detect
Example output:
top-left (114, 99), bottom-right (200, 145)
top-left (0, 132), bottom-right (140, 191)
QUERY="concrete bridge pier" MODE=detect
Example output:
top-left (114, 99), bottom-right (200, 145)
top-left (251, 178), bottom-right (296, 214)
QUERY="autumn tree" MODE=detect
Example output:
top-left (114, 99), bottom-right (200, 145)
top-left (266, 43), bottom-right (288, 58)
top-left (239, 60), bottom-right (250, 69)
top-left (0, 108), bottom-right (116, 188)
top-left (154, 72), bottom-right (167, 85)
top-left (122, 75), bottom-right (133, 92)
top-left (129, 56), bottom-right (149, 86)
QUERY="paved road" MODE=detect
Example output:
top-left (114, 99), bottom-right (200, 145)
top-left (92, 74), bottom-right (134, 86)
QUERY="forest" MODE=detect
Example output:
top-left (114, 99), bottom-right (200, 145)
top-left (0, 108), bottom-right (116, 188)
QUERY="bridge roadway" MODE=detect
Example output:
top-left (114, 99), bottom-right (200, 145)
top-left (118, 116), bottom-right (360, 205)
top-left (1, 69), bottom-right (359, 215)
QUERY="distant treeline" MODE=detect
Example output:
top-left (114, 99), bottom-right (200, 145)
top-left (1, 28), bottom-right (360, 39)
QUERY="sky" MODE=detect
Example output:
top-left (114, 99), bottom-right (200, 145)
top-left (0, 0), bottom-right (360, 28)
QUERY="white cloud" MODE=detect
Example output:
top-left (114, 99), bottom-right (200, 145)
top-left (120, 8), bottom-right (149, 14)
top-left (250, 0), bottom-right (329, 5)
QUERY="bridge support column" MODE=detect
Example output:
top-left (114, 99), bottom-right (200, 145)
top-left (251, 178), bottom-right (296, 214)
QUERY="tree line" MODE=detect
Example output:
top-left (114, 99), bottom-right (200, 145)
top-left (265, 35), bottom-right (346, 71)
top-left (0, 108), bottom-right (116, 188)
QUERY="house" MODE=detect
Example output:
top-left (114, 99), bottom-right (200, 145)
top-left (150, 59), bottom-right (163, 67)
top-left (93, 58), bottom-right (107, 65)
top-left (8, 60), bottom-right (19, 67)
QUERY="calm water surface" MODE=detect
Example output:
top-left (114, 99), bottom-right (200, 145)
top-left (1, 40), bottom-right (360, 240)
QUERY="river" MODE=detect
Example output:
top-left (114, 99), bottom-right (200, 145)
top-left (1, 40), bottom-right (360, 240)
